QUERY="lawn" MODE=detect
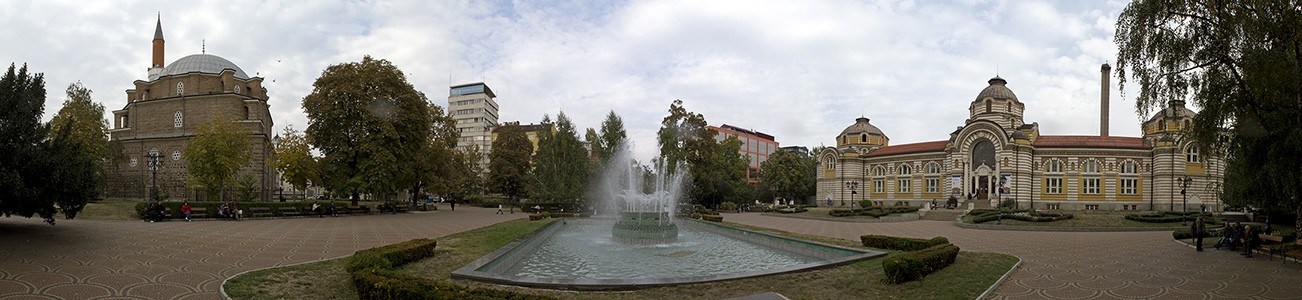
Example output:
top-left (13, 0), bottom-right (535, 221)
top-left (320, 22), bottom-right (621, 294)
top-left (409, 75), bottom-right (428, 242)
top-left (962, 211), bottom-right (1204, 229)
top-left (224, 218), bottom-right (1018, 300)
top-left (77, 198), bottom-right (144, 220)
top-left (771, 207), bottom-right (918, 222)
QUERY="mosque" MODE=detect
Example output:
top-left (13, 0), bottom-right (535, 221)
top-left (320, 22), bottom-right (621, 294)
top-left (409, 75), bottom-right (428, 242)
top-left (104, 16), bottom-right (275, 201)
top-left (817, 65), bottom-right (1223, 211)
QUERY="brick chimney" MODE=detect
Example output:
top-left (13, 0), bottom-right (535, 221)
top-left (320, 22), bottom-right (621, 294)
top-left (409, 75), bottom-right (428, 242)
top-left (1100, 63), bottom-right (1111, 137)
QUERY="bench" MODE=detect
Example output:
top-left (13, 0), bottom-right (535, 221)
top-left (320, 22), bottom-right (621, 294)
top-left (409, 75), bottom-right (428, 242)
top-left (174, 207), bottom-right (209, 220)
top-left (347, 205), bottom-right (369, 215)
top-left (1257, 234), bottom-right (1286, 261)
top-left (248, 207), bottom-right (274, 218)
top-left (279, 206), bottom-right (303, 217)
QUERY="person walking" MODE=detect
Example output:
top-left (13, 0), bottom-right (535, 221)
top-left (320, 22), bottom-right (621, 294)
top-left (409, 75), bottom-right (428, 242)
top-left (181, 202), bottom-right (193, 222)
top-left (497, 204), bottom-right (504, 215)
top-left (1193, 215), bottom-right (1205, 251)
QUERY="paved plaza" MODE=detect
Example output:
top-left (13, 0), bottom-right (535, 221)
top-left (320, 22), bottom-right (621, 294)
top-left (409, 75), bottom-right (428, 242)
top-left (2, 207), bottom-right (1301, 299)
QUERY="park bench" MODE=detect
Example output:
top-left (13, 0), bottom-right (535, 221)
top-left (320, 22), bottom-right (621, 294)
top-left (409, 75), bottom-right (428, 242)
top-left (346, 205), bottom-right (369, 215)
top-left (174, 207), bottom-right (209, 220)
top-left (1257, 234), bottom-right (1286, 261)
top-left (279, 206), bottom-right (303, 218)
top-left (248, 207), bottom-right (274, 218)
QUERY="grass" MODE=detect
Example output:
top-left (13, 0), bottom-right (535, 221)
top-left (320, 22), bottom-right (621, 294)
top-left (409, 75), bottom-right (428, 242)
top-left (77, 198), bottom-right (144, 220)
top-left (962, 211), bottom-right (1205, 229)
top-left (225, 218), bottom-right (1017, 300)
top-left (774, 207), bottom-right (918, 221)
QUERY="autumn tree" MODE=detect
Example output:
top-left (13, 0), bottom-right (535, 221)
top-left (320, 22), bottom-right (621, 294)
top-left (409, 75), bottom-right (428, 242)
top-left (1116, 0), bottom-right (1302, 239)
top-left (186, 120), bottom-right (249, 202)
top-left (531, 112), bottom-right (589, 208)
top-left (488, 123), bottom-right (532, 212)
top-left (271, 125), bottom-right (317, 196)
top-left (302, 56), bottom-right (431, 206)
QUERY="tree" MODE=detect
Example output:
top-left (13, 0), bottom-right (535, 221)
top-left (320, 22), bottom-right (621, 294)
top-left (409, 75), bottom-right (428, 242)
top-left (760, 149), bottom-right (816, 204)
top-left (0, 64), bottom-right (94, 224)
top-left (1116, 0), bottom-right (1302, 240)
top-left (656, 99), bottom-right (749, 207)
top-left (271, 125), bottom-right (318, 195)
top-left (531, 112), bottom-right (589, 208)
top-left (488, 123), bottom-right (533, 212)
top-left (590, 110), bottom-right (627, 163)
top-left (186, 120), bottom-right (249, 202)
top-left (407, 103), bottom-right (462, 204)
top-left (50, 82), bottom-right (111, 167)
top-left (44, 82), bottom-right (110, 217)
top-left (657, 99), bottom-right (711, 173)
top-left (302, 56), bottom-right (432, 206)
top-left (458, 145), bottom-right (486, 201)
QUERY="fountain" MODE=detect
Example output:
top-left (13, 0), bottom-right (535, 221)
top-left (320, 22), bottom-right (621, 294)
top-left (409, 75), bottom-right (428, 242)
top-left (453, 142), bottom-right (884, 290)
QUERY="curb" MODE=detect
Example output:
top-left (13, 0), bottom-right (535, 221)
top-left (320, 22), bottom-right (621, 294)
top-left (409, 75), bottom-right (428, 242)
top-left (977, 255), bottom-right (1022, 300)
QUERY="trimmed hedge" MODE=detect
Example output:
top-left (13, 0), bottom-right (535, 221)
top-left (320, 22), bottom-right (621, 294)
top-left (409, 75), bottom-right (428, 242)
top-left (346, 239), bottom-right (439, 273)
top-left (346, 238), bottom-right (551, 300)
top-left (882, 243), bottom-right (961, 284)
top-left (776, 206), bottom-right (807, 213)
top-left (829, 206), bottom-right (920, 218)
top-left (968, 209), bottom-right (1073, 224)
top-left (135, 201), bottom-right (343, 219)
top-left (1126, 211), bottom-right (1213, 223)
top-left (860, 235), bottom-right (950, 251)
top-left (701, 215), bottom-right (723, 222)
top-left (1172, 228), bottom-right (1223, 239)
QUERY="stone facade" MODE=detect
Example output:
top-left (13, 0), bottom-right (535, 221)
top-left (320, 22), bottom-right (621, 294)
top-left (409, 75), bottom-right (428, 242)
top-left (104, 18), bottom-right (274, 201)
top-left (817, 75), bottom-right (1224, 212)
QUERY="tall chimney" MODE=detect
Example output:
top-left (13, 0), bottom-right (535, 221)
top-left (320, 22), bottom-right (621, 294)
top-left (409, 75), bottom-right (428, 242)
top-left (1100, 63), bottom-right (1111, 137)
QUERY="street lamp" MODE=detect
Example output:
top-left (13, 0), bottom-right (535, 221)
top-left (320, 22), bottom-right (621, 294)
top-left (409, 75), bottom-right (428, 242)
top-left (997, 176), bottom-right (1006, 224)
top-left (148, 149), bottom-right (161, 202)
top-left (844, 181), bottom-right (859, 208)
top-left (1179, 175), bottom-right (1192, 226)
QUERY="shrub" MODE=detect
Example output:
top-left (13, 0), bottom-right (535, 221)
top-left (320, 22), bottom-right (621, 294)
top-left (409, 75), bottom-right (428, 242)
top-left (1126, 211), bottom-right (1213, 223)
top-left (882, 243), bottom-right (961, 284)
top-left (859, 200), bottom-right (874, 208)
top-left (346, 239), bottom-right (438, 273)
top-left (352, 265), bottom-right (555, 300)
top-left (860, 235), bottom-right (950, 251)
top-left (720, 201), bottom-right (737, 212)
top-left (701, 215), bottom-right (723, 222)
top-left (776, 206), bottom-right (807, 213)
top-left (528, 213), bottom-right (547, 221)
top-left (968, 209), bottom-right (1071, 224)
top-left (1173, 228), bottom-right (1223, 239)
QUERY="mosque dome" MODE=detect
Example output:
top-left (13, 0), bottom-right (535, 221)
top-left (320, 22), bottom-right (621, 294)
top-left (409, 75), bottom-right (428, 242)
top-left (841, 117), bottom-right (884, 136)
top-left (161, 54), bottom-right (250, 79)
top-left (975, 76), bottom-right (1018, 102)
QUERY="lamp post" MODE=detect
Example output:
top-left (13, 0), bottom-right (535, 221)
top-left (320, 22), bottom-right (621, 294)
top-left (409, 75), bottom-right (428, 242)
top-left (148, 150), bottom-right (161, 202)
top-left (1178, 175), bottom-right (1192, 225)
top-left (845, 181), bottom-right (859, 208)
top-left (997, 176), bottom-right (1007, 224)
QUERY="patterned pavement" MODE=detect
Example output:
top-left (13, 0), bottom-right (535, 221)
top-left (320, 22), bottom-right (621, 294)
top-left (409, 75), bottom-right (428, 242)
top-left (3, 207), bottom-right (1301, 299)
top-left (0, 204), bottom-right (523, 300)
top-left (722, 213), bottom-right (1302, 300)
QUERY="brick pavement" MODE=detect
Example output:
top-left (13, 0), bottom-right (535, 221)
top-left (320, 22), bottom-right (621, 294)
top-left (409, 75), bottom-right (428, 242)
top-left (722, 213), bottom-right (1302, 300)
top-left (0, 204), bottom-right (523, 300)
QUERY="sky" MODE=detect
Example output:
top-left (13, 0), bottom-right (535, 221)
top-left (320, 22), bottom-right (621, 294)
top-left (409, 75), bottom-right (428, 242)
top-left (2, 0), bottom-right (1147, 162)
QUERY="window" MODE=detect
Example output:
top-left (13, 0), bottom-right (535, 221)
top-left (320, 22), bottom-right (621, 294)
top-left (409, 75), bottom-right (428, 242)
top-left (171, 150), bottom-right (181, 161)
top-left (1046, 204), bottom-right (1061, 210)
top-left (927, 162), bottom-right (940, 174)
top-left (1046, 177), bottom-right (1062, 194)
top-left (860, 133), bottom-right (867, 143)
top-left (1082, 160), bottom-right (1099, 173)
top-left (1158, 120), bottom-right (1166, 130)
top-left (1186, 145), bottom-right (1200, 163)
top-left (173, 111), bottom-right (183, 127)
top-left (1083, 178), bottom-right (1100, 194)
top-left (129, 157), bottom-right (138, 167)
top-left (898, 178), bottom-right (910, 193)
top-left (1045, 159), bottom-right (1063, 173)
top-left (898, 164), bottom-right (911, 175)
top-left (234, 85), bottom-right (241, 94)
top-left (1184, 119), bottom-right (1192, 129)
top-left (1085, 204), bottom-right (1099, 210)
top-left (1121, 178), bottom-right (1138, 194)
top-left (824, 157), bottom-right (835, 170)
top-left (873, 179), bottom-right (884, 193)
top-left (985, 100), bottom-right (991, 113)
top-left (874, 166), bottom-right (886, 177)
top-left (1121, 161), bottom-right (1137, 174)
top-left (176, 82), bottom-right (184, 95)
top-left (926, 178), bottom-right (939, 193)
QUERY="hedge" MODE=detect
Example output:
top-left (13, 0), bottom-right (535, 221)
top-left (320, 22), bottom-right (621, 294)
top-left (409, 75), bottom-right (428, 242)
top-left (1172, 228), bottom-right (1223, 239)
top-left (346, 239), bottom-right (439, 273)
top-left (701, 215), bottom-right (723, 222)
top-left (882, 243), bottom-right (961, 284)
top-left (135, 201), bottom-right (351, 220)
top-left (860, 235), bottom-right (950, 251)
top-left (345, 238), bottom-right (551, 300)
top-left (829, 206), bottom-right (919, 218)
top-left (776, 207), bottom-right (807, 213)
top-left (1126, 211), bottom-right (1213, 223)
top-left (968, 209), bottom-right (1073, 224)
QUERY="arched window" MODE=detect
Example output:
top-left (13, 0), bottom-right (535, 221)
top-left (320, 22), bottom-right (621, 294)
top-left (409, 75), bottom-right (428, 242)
top-left (171, 150), bottom-right (181, 161)
top-left (173, 111), bottom-right (183, 128)
top-left (1184, 119), bottom-right (1192, 129)
top-left (1121, 161), bottom-right (1137, 174)
top-left (985, 100), bottom-right (992, 113)
top-left (824, 156), bottom-right (836, 170)
top-left (1186, 145), bottom-right (1200, 163)
top-left (1082, 160), bottom-right (1100, 173)
top-left (245, 106), bottom-right (251, 119)
top-left (1158, 120), bottom-right (1166, 130)
top-left (927, 162), bottom-right (941, 174)
top-left (898, 164), bottom-right (911, 175)
top-left (1045, 159), bottom-right (1063, 173)
top-left (874, 166), bottom-right (887, 177)
top-left (861, 133), bottom-right (868, 143)
top-left (234, 85), bottom-right (241, 94)
top-left (176, 82), bottom-right (184, 95)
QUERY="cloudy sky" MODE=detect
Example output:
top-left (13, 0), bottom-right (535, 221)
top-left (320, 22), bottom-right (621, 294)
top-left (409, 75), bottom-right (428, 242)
top-left (3, 0), bottom-right (1146, 161)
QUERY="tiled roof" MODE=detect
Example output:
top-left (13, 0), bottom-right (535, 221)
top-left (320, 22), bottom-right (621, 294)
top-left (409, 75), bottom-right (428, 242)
top-left (865, 140), bottom-right (948, 157)
top-left (1034, 136), bottom-right (1149, 149)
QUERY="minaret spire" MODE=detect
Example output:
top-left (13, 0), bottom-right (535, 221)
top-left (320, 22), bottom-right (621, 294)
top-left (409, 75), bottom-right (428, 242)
top-left (149, 12), bottom-right (166, 80)
top-left (153, 12), bottom-right (164, 40)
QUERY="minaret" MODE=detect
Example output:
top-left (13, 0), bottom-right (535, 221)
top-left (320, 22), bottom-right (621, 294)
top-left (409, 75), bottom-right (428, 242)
top-left (1100, 63), bottom-right (1111, 137)
top-left (148, 13), bottom-right (165, 81)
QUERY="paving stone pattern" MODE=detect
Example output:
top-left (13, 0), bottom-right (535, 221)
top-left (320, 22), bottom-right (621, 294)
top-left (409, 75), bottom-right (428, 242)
top-left (0, 205), bottom-right (523, 300)
top-left (723, 213), bottom-right (1302, 300)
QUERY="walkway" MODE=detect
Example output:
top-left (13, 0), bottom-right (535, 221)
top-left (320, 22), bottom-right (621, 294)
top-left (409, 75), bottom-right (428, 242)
top-left (724, 213), bottom-right (1302, 299)
top-left (0, 204), bottom-right (523, 300)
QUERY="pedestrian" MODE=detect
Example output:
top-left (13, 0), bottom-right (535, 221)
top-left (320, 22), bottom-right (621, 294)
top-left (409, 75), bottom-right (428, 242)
top-left (450, 198), bottom-right (456, 211)
top-left (497, 204), bottom-right (504, 215)
top-left (1242, 225), bottom-right (1255, 257)
top-left (1193, 215), bottom-right (1205, 251)
top-left (181, 201), bottom-right (193, 222)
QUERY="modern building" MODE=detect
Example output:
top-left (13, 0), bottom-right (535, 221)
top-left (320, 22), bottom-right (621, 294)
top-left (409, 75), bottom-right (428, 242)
top-left (709, 124), bottom-right (779, 183)
top-left (449, 82), bottom-right (499, 171)
top-left (492, 121), bottom-right (555, 156)
top-left (817, 64), bottom-right (1224, 211)
top-left (780, 146), bottom-right (810, 157)
top-left (105, 16), bottom-right (275, 201)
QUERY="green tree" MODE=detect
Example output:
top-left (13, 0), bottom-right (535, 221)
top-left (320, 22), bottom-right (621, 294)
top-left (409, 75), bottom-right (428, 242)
top-left (271, 125), bottom-right (317, 195)
top-left (760, 149), bottom-right (816, 204)
top-left (531, 112), bottom-right (589, 208)
top-left (44, 82), bottom-right (110, 218)
top-left (591, 110), bottom-right (627, 163)
top-left (655, 99), bottom-right (749, 207)
top-left (657, 99), bottom-right (711, 174)
top-left (302, 56), bottom-right (432, 206)
top-left (186, 120), bottom-right (250, 202)
top-left (1116, 0), bottom-right (1302, 240)
top-left (0, 64), bottom-right (96, 224)
top-left (407, 104), bottom-right (462, 204)
top-left (488, 123), bottom-right (533, 212)
top-left (458, 145), bottom-right (486, 201)
top-left (50, 82), bottom-right (111, 167)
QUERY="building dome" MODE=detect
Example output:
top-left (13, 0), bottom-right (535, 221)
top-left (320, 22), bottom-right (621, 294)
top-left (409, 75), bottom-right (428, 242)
top-left (161, 54), bottom-right (250, 79)
top-left (1145, 99), bottom-right (1197, 122)
top-left (841, 117), bottom-right (884, 136)
top-left (975, 76), bottom-right (1018, 102)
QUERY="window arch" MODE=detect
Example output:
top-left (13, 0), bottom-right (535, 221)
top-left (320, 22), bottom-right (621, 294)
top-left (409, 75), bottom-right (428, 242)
top-left (861, 133), bottom-right (868, 143)
top-left (824, 156), bottom-right (836, 170)
top-left (898, 164), bottom-right (912, 175)
top-left (1045, 159), bottom-right (1063, 173)
top-left (173, 111), bottom-right (183, 128)
top-left (1158, 120), bottom-right (1166, 130)
top-left (1082, 160), bottom-right (1100, 173)
top-left (985, 100), bottom-right (992, 113)
top-left (1120, 160), bottom-right (1137, 174)
top-left (176, 82), bottom-right (184, 95)
top-left (1186, 144), bottom-right (1200, 163)
top-left (1184, 119), bottom-right (1192, 129)
top-left (873, 166), bottom-right (887, 177)
top-left (927, 162), bottom-right (941, 174)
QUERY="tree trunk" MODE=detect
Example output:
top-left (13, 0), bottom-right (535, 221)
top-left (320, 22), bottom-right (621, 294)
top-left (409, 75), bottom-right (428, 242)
top-left (1295, 204), bottom-right (1300, 242)
top-left (350, 191), bottom-right (359, 207)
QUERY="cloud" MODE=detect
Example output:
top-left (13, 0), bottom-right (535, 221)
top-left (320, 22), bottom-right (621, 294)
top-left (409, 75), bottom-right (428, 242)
top-left (0, 0), bottom-right (1146, 163)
